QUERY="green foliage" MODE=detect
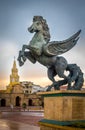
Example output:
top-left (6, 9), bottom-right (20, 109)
top-left (22, 103), bottom-right (27, 108)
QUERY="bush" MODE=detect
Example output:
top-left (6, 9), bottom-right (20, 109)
top-left (22, 103), bottom-right (27, 109)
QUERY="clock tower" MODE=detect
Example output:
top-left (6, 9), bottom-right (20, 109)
top-left (10, 57), bottom-right (19, 85)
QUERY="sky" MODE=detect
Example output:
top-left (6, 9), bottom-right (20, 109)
top-left (0, 0), bottom-right (85, 88)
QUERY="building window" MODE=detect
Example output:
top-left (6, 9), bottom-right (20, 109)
top-left (25, 90), bottom-right (28, 93)
top-left (26, 86), bottom-right (28, 88)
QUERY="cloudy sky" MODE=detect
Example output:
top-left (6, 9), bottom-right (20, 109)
top-left (0, 0), bottom-right (85, 88)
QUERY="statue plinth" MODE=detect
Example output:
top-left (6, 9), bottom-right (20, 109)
top-left (38, 90), bottom-right (85, 130)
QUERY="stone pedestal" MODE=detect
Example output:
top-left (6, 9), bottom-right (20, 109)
top-left (38, 90), bottom-right (85, 130)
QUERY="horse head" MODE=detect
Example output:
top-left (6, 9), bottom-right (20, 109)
top-left (28, 20), bottom-right (43, 33)
top-left (28, 16), bottom-right (50, 42)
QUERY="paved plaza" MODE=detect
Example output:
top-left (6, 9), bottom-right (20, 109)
top-left (0, 119), bottom-right (40, 130)
top-left (0, 111), bottom-right (44, 130)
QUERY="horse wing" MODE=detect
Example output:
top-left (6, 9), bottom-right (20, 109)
top-left (43, 30), bottom-right (81, 56)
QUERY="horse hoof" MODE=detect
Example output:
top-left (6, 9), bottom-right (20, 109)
top-left (23, 56), bottom-right (26, 62)
top-left (19, 61), bottom-right (24, 66)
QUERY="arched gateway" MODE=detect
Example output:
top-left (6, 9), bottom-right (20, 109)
top-left (16, 96), bottom-right (21, 106)
top-left (1, 99), bottom-right (6, 106)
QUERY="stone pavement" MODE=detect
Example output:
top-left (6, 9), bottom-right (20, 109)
top-left (0, 119), bottom-right (40, 130)
top-left (1, 112), bottom-right (43, 126)
top-left (0, 111), bottom-right (43, 130)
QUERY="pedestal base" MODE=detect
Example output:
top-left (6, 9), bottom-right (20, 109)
top-left (38, 90), bottom-right (85, 130)
top-left (39, 119), bottom-right (85, 130)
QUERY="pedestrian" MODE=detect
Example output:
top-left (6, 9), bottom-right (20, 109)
top-left (10, 104), bottom-right (13, 111)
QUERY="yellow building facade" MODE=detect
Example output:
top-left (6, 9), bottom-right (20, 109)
top-left (0, 58), bottom-right (43, 107)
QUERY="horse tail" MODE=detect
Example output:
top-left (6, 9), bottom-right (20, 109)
top-left (66, 64), bottom-right (84, 90)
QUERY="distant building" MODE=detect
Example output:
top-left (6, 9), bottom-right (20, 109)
top-left (21, 81), bottom-right (45, 94)
top-left (0, 58), bottom-right (43, 107)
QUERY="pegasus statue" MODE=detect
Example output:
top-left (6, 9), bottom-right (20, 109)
top-left (17, 16), bottom-right (84, 90)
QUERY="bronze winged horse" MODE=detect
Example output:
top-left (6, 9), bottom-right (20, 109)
top-left (18, 16), bottom-right (84, 90)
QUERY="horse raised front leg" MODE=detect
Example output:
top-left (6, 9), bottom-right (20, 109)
top-left (22, 44), bottom-right (29, 54)
top-left (17, 51), bottom-right (24, 66)
top-left (24, 51), bottom-right (36, 64)
top-left (20, 44), bottom-right (29, 62)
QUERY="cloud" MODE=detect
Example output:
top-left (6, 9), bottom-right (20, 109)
top-left (0, 40), bottom-right (18, 58)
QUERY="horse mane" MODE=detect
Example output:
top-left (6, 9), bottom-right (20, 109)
top-left (33, 16), bottom-right (51, 42)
